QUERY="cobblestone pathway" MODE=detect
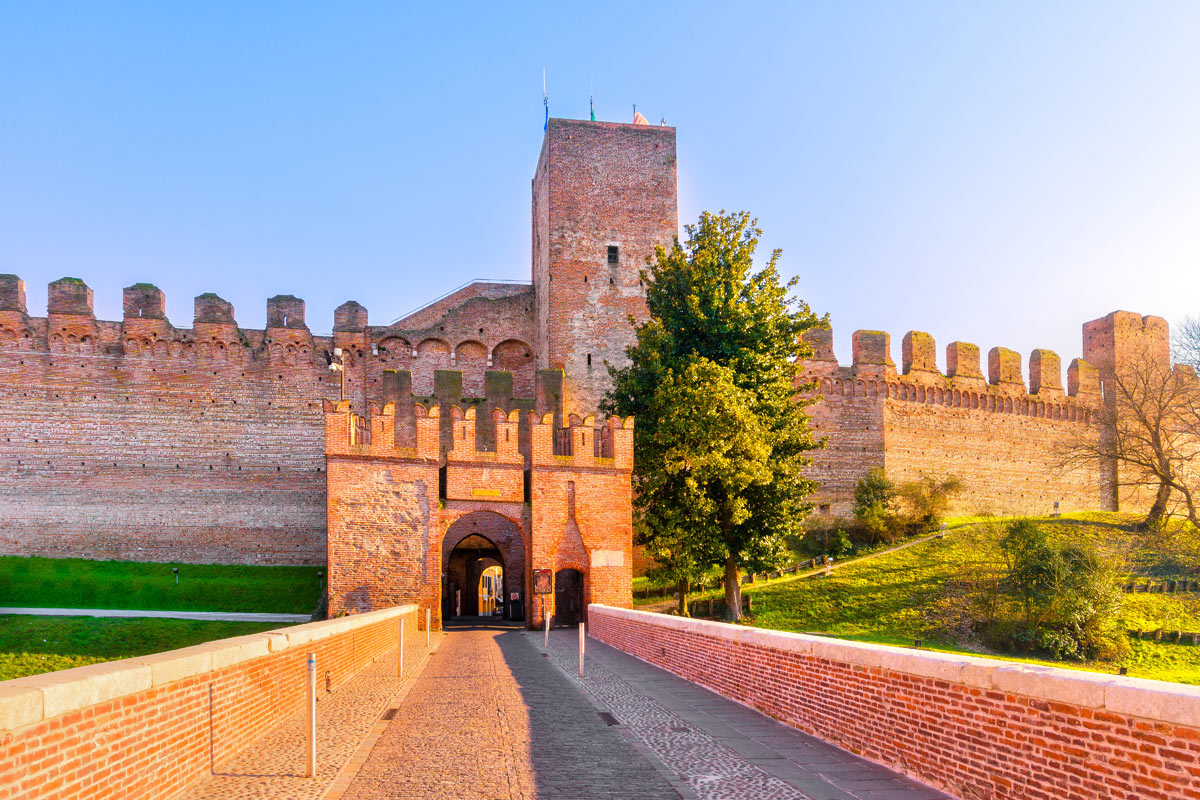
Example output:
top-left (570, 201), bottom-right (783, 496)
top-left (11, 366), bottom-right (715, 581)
top-left (179, 634), bottom-right (438, 800)
top-left (337, 620), bottom-right (683, 800)
top-left (541, 629), bottom-right (954, 800)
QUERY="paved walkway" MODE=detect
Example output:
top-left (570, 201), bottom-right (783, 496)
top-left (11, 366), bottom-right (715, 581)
top-left (180, 633), bottom-right (441, 800)
top-left (178, 620), bottom-right (953, 800)
top-left (336, 620), bottom-right (681, 800)
top-left (543, 629), bottom-right (953, 800)
top-left (334, 622), bottom-right (952, 800)
top-left (0, 607), bottom-right (310, 623)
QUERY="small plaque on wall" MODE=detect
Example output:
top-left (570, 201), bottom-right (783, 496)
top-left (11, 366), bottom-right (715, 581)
top-left (533, 569), bottom-right (553, 594)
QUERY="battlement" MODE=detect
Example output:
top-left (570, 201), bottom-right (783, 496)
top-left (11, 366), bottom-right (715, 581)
top-left (323, 400), bottom-right (633, 471)
top-left (802, 322), bottom-right (1106, 424)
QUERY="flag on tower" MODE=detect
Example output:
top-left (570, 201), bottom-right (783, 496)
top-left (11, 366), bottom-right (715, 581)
top-left (632, 107), bottom-right (648, 125)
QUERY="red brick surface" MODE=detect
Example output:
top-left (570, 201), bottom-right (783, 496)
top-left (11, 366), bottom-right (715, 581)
top-left (590, 605), bottom-right (1200, 800)
top-left (801, 313), bottom-right (1168, 519)
top-left (532, 119), bottom-right (678, 413)
top-left (325, 403), bottom-right (634, 629)
top-left (0, 606), bottom-right (420, 800)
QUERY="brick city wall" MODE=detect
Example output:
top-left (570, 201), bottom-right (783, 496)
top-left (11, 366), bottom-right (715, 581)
top-left (0, 276), bottom-right (541, 566)
top-left (590, 605), bottom-right (1200, 800)
top-left (0, 605), bottom-right (424, 800)
top-left (801, 320), bottom-right (1130, 519)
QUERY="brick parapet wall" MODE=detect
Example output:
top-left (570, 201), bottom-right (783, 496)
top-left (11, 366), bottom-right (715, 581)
top-left (0, 605), bottom-right (423, 800)
top-left (589, 605), bottom-right (1200, 800)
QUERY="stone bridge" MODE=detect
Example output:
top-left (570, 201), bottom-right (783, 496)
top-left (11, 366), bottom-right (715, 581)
top-left (1, 606), bottom-right (1197, 800)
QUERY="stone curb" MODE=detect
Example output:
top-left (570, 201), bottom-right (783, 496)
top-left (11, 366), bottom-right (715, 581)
top-left (0, 604), bottom-right (418, 732)
top-left (590, 604), bottom-right (1200, 726)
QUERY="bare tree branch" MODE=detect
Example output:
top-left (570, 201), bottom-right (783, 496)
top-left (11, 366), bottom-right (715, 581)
top-left (1058, 343), bottom-right (1200, 529)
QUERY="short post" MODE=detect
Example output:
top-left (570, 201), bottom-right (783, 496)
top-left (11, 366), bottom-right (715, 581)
top-left (425, 607), bottom-right (431, 648)
top-left (306, 652), bottom-right (316, 778)
top-left (578, 622), bottom-right (585, 677)
top-left (397, 617), bottom-right (404, 677)
top-left (543, 598), bottom-right (549, 649)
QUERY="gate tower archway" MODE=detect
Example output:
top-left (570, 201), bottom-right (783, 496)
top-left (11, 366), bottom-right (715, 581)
top-left (441, 511), bottom-right (526, 621)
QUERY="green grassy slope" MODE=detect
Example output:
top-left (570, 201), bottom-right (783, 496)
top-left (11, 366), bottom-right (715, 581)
top-left (0, 557), bottom-right (323, 614)
top-left (0, 616), bottom-right (281, 680)
top-left (717, 514), bottom-right (1200, 685)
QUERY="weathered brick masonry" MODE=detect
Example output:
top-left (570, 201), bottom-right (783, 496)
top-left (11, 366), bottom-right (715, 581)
top-left (0, 115), bottom-right (1179, 575)
top-left (802, 311), bottom-right (1173, 518)
top-left (590, 605), bottom-right (1200, 800)
top-left (325, 399), bottom-right (635, 629)
top-left (0, 118), bottom-right (674, 568)
top-left (0, 604), bottom-right (424, 800)
top-left (533, 119), bottom-right (677, 413)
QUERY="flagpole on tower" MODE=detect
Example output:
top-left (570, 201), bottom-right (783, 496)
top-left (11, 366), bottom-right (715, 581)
top-left (589, 72), bottom-right (595, 122)
top-left (542, 67), bottom-right (549, 132)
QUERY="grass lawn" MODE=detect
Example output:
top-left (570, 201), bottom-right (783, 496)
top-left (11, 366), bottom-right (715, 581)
top-left (0, 615), bottom-right (281, 681)
top-left (0, 556), bottom-right (323, 614)
top-left (691, 513), bottom-right (1200, 685)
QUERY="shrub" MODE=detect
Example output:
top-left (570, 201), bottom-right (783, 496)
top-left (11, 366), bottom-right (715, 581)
top-left (994, 521), bottom-right (1127, 661)
top-left (853, 467), bottom-right (897, 543)
top-left (895, 475), bottom-right (963, 531)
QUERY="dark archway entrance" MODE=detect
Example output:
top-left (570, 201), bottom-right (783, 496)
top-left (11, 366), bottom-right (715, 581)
top-left (554, 568), bottom-right (584, 626)
top-left (442, 511), bottom-right (526, 622)
top-left (445, 535), bottom-right (504, 618)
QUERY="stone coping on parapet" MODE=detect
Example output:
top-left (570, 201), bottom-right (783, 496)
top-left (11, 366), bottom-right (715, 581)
top-left (588, 604), bottom-right (1200, 728)
top-left (0, 604), bottom-right (417, 732)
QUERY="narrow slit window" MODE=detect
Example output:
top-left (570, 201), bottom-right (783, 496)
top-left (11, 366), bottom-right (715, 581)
top-left (607, 245), bottom-right (619, 264)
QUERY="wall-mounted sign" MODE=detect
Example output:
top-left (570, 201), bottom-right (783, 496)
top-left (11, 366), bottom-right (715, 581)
top-left (533, 569), bottom-right (553, 594)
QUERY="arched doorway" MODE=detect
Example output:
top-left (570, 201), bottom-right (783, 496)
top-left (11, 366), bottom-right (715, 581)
top-left (444, 535), bottom-right (503, 618)
top-left (554, 568), bottom-right (584, 626)
top-left (442, 511), bottom-right (526, 622)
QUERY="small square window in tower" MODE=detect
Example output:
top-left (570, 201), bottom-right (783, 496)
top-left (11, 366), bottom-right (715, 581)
top-left (607, 245), bottom-right (619, 265)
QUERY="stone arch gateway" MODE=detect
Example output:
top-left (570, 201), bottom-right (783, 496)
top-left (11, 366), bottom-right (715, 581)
top-left (324, 400), bottom-right (636, 630)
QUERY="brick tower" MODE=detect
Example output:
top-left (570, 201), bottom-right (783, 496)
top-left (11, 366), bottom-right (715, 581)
top-left (532, 118), bottom-right (678, 413)
top-left (1081, 310), bottom-right (1171, 512)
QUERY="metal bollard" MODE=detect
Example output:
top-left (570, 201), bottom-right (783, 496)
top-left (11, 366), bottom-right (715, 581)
top-left (397, 617), bottom-right (404, 677)
top-left (425, 607), bottom-right (431, 648)
top-left (578, 622), bottom-right (585, 677)
top-left (306, 652), bottom-right (316, 778)
top-left (544, 606), bottom-right (549, 649)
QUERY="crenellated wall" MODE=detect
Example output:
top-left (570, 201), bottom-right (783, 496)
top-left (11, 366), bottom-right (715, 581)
top-left (800, 311), bottom-right (1165, 518)
top-left (324, 399), bottom-right (634, 628)
top-left (0, 275), bottom-right (542, 566)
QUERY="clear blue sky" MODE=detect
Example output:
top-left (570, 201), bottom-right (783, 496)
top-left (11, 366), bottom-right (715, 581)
top-left (2, 2), bottom-right (1198, 370)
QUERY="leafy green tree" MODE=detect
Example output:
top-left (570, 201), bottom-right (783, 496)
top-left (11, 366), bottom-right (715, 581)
top-left (607, 210), bottom-right (825, 620)
top-left (853, 467), bottom-right (896, 542)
